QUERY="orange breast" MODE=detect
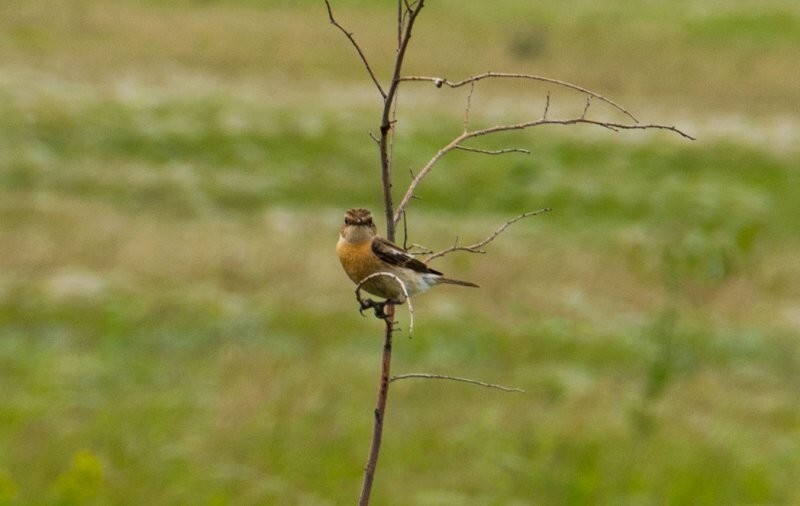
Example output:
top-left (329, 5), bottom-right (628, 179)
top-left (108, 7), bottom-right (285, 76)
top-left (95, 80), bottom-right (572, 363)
top-left (336, 238), bottom-right (381, 284)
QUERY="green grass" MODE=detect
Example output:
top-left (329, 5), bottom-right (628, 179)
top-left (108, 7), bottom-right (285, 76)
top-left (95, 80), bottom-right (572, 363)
top-left (2, 0), bottom-right (800, 504)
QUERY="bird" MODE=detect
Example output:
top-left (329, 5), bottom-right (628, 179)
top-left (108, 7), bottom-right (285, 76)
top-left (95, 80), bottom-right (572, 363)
top-left (337, 208), bottom-right (478, 316)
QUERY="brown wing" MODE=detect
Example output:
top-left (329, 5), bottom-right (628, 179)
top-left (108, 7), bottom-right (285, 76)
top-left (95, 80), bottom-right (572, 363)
top-left (372, 237), bottom-right (443, 275)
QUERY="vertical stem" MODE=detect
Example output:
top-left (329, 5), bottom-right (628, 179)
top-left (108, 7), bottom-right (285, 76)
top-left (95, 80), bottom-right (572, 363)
top-left (380, 131), bottom-right (395, 242)
top-left (380, 0), bottom-right (424, 243)
top-left (359, 2), bottom-right (424, 504)
top-left (357, 307), bottom-right (395, 506)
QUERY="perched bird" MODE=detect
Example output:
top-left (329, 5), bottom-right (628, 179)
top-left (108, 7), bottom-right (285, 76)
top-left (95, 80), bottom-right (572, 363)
top-left (336, 208), bottom-right (478, 315)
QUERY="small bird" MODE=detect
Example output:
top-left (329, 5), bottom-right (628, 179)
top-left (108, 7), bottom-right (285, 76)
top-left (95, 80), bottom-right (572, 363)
top-left (337, 208), bottom-right (478, 315)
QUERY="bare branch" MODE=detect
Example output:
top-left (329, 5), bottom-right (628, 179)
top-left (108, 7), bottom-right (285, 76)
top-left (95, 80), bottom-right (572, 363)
top-left (454, 145), bottom-right (530, 156)
top-left (329, 3), bottom-right (694, 504)
top-left (581, 95), bottom-right (593, 119)
top-left (393, 116), bottom-right (693, 224)
top-left (407, 243), bottom-right (433, 255)
top-left (400, 72), bottom-right (639, 123)
top-left (401, 210), bottom-right (409, 251)
top-left (356, 273), bottom-right (409, 506)
top-left (358, 303), bottom-right (395, 506)
top-left (542, 91), bottom-right (551, 120)
top-left (394, 135), bottom-right (459, 223)
top-left (463, 82), bottom-right (476, 131)
top-left (379, 0), bottom-right (425, 242)
top-left (481, 117), bottom-right (696, 140)
top-left (396, 0), bottom-right (402, 48)
top-left (324, 0), bottom-right (386, 99)
top-left (426, 208), bottom-right (552, 262)
top-left (390, 373), bottom-right (525, 393)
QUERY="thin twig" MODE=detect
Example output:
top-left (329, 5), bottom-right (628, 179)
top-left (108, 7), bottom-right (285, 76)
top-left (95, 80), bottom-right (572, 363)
top-left (407, 243), bottom-right (433, 254)
top-left (401, 210), bottom-right (409, 251)
top-left (454, 145), bottom-right (530, 156)
top-left (390, 373), bottom-right (525, 393)
top-left (477, 118), bottom-right (696, 140)
top-left (426, 208), bottom-right (551, 262)
top-left (463, 82), bottom-right (476, 131)
top-left (393, 117), bottom-right (693, 224)
top-left (581, 95), bottom-right (593, 119)
top-left (379, 0), bottom-right (425, 243)
top-left (324, 0), bottom-right (386, 99)
top-left (400, 72), bottom-right (639, 123)
top-left (542, 91), bottom-right (551, 120)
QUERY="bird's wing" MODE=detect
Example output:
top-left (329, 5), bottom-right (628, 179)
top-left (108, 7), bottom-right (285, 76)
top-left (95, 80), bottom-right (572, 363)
top-left (372, 237), bottom-right (443, 275)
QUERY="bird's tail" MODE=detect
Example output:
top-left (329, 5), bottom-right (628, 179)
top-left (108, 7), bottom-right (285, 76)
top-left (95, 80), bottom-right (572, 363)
top-left (437, 277), bottom-right (480, 288)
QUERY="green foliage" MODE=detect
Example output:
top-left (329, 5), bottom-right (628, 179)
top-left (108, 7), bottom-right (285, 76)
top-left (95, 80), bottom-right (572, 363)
top-left (0, 471), bottom-right (18, 506)
top-left (53, 451), bottom-right (104, 505)
top-left (687, 10), bottom-right (800, 47)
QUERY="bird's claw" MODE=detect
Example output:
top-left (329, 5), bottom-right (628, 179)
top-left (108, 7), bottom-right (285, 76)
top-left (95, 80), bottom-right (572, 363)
top-left (358, 298), bottom-right (387, 319)
top-left (357, 298), bottom-right (401, 321)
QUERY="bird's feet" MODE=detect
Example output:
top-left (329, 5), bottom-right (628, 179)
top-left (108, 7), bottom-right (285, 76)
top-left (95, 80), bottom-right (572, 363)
top-left (358, 298), bottom-right (401, 321)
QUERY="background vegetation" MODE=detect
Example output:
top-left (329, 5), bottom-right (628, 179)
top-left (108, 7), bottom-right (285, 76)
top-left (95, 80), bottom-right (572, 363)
top-left (1, 0), bottom-right (799, 504)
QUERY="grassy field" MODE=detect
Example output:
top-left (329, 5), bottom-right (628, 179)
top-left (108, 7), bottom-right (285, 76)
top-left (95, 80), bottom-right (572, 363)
top-left (1, 0), bottom-right (800, 504)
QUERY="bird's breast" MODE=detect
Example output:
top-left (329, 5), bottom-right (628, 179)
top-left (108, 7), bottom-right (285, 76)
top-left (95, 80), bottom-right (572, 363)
top-left (336, 237), bottom-right (380, 283)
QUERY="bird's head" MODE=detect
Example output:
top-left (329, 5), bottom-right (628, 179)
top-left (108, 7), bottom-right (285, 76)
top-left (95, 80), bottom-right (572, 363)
top-left (340, 208), bottom-right (378, 242)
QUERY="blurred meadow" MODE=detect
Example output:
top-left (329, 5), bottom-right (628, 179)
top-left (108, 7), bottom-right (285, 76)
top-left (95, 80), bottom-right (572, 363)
top-left (1, 0), bottom-right (800, 504)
